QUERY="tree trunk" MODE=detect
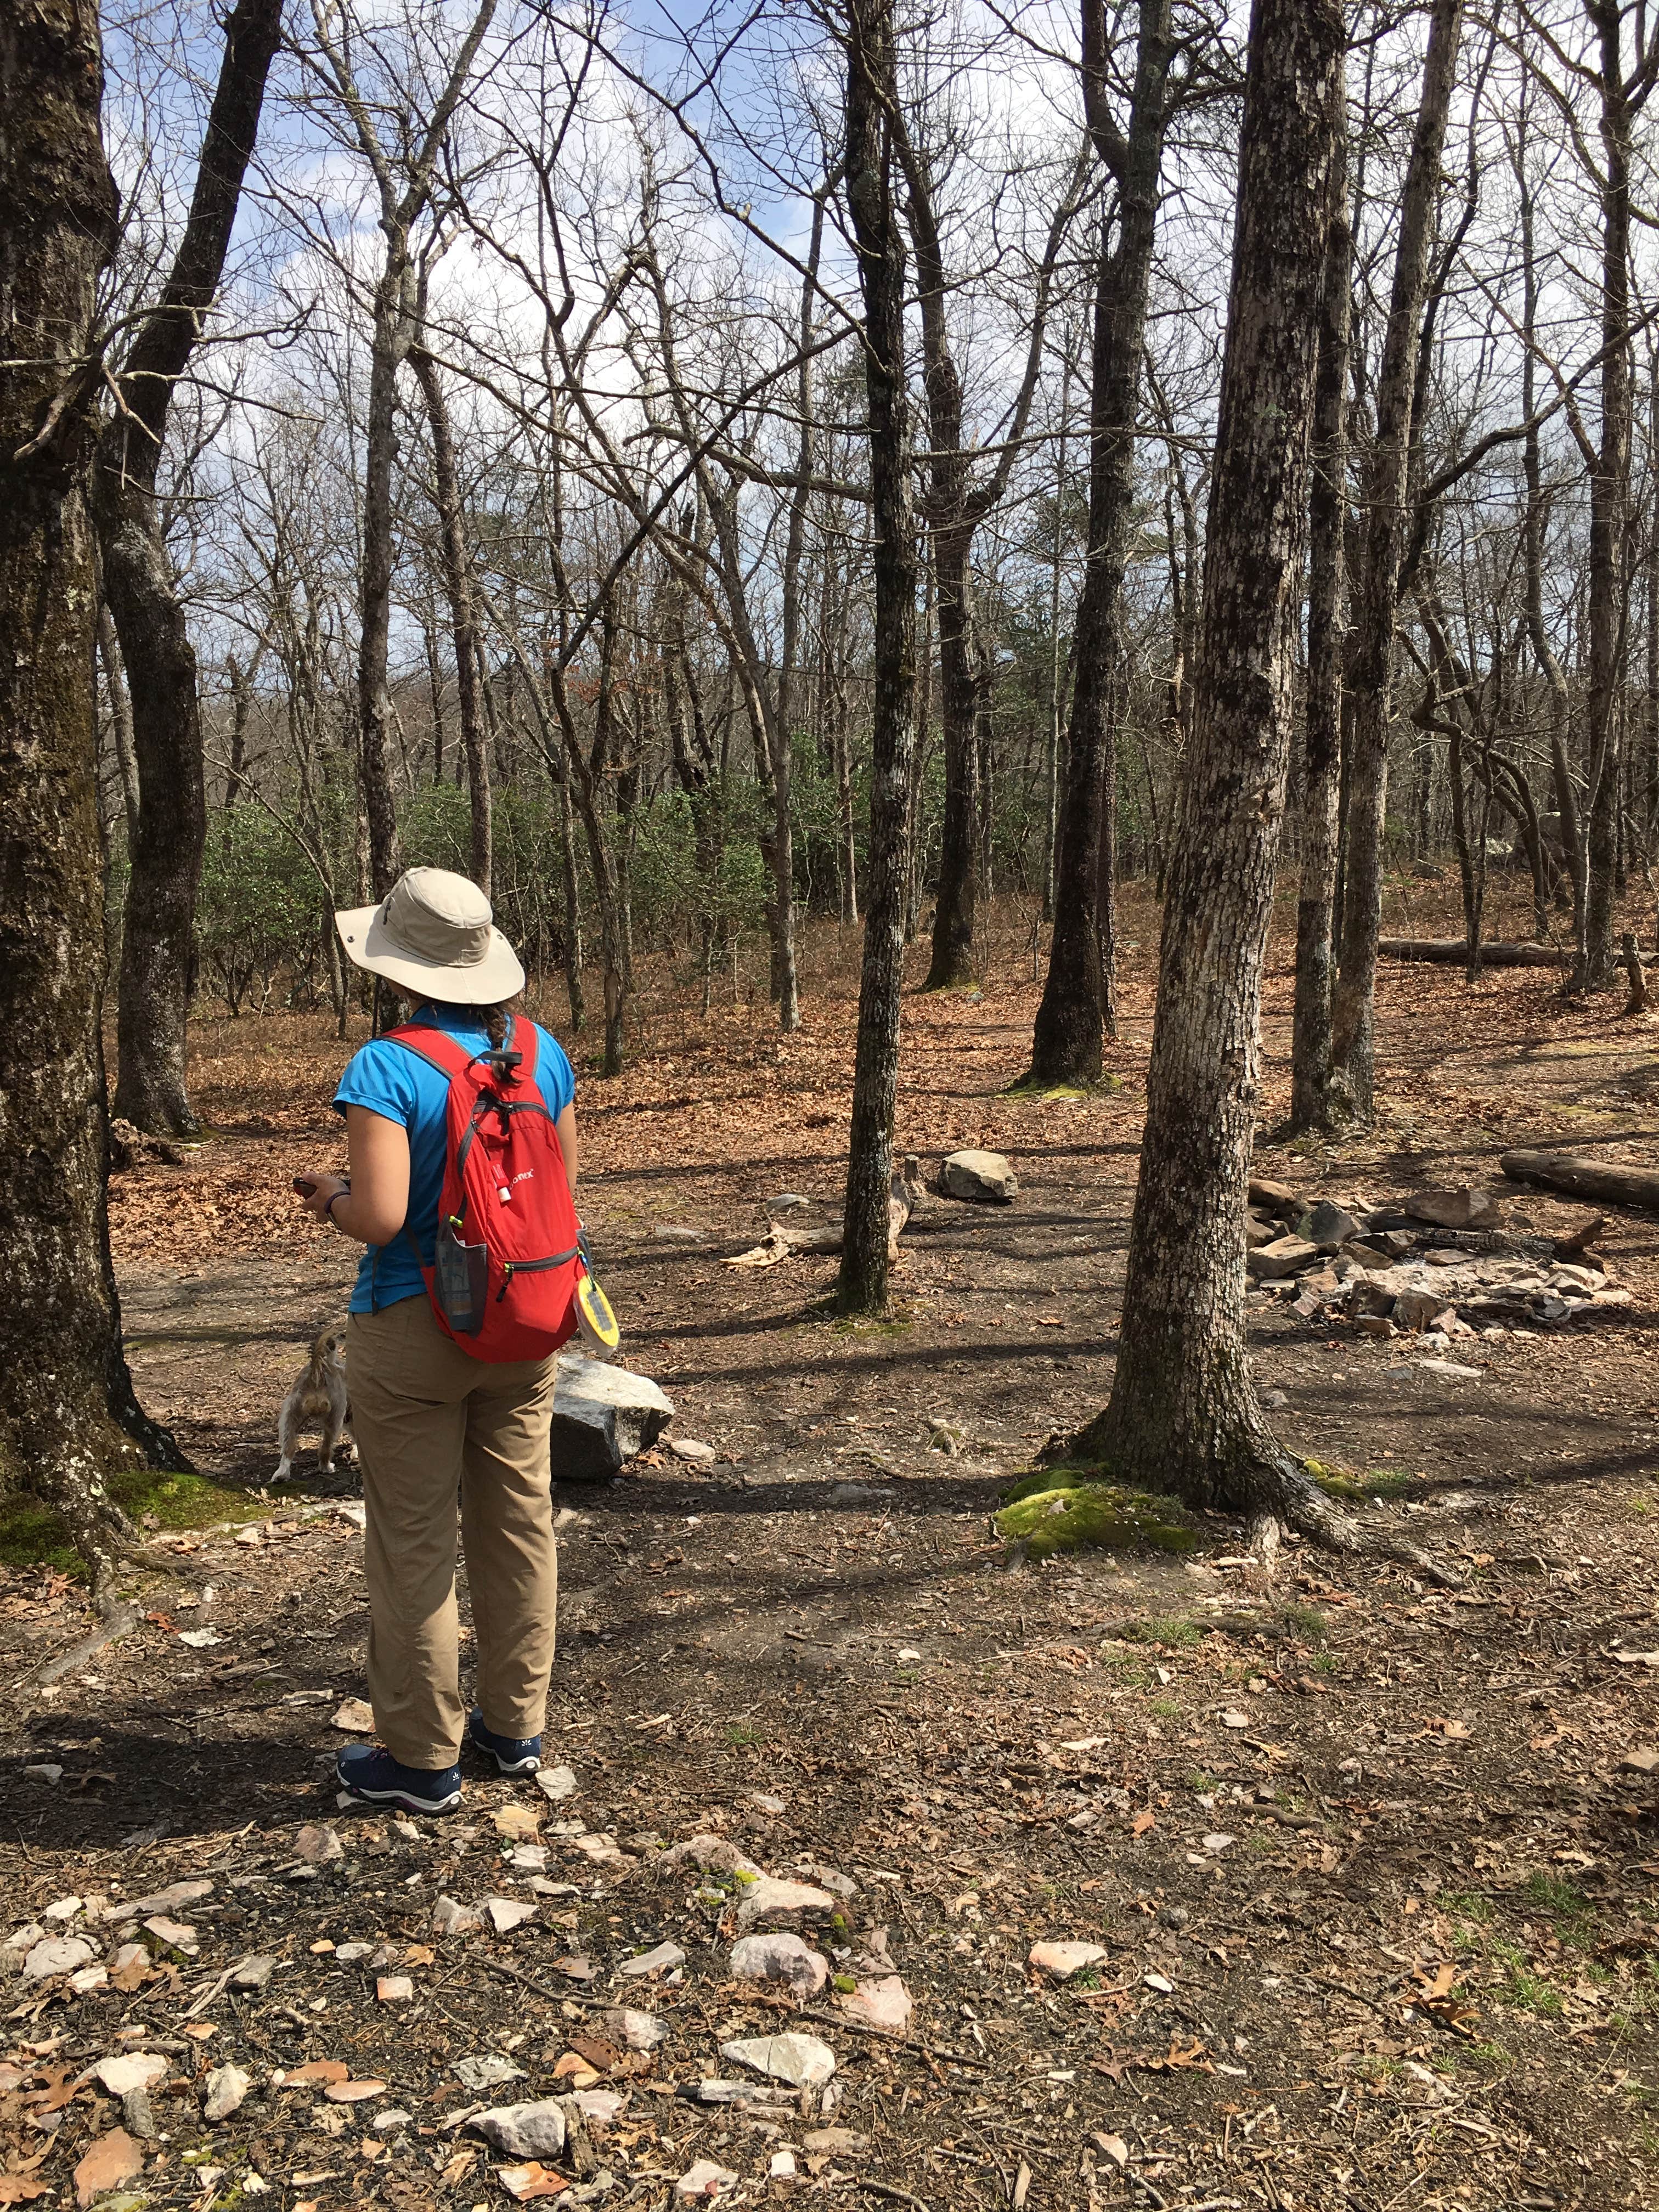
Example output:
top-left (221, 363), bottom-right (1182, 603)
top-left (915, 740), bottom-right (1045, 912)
top-left (410, 341), bottom-right (492, 893)
top-left (1288, 58), bottom-right (1350, 1135)
top-left (93, 0), bottom-right (283, 1134)
top-left (359, 256), bottom-right (414, 900)
top-left (1029, 0), bottom-right (1172, 1085)
top-left (1072, 0), bottom-right (1355, 1555)
top-left (925, 522), bottom-right (979, 985)
top-left (0, 0), bottom-right (184, 1586)
top-left (1329, 0), bottom-right (1463, 1120)
top-left (837, 0), bottom-right (919, 1317)
top-left (1581, 0), bottom-right (1637, 990)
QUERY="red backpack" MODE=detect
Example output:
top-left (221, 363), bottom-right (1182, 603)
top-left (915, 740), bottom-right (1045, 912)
top-left (386, 1016), bottom-right (583, 1361)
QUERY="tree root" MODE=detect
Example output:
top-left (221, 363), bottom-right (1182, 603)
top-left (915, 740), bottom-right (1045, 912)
top-left (28, 1593), bottom-right (140, 1688)
top-left (1268, 1466), bottom-right (1460, 1588)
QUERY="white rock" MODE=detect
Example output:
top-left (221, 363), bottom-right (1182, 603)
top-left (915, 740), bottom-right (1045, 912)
top-left (294, 1824), bottom-right (344, 1865)
top-left (735, 1876), bottom-right (837, 1932)
top-left (472, 2099), bottom-right (567, 2158)
top-left (770, 2150), bottom-right (798, 2178)
top-left (70, 1965), bottom-right (108, 1994)
top-left (24, 1763), bottom-right (64, 1785)
top-left (569, 1832), bottom-right (628, 1867)
top-left (842, 1974), bottom-right (912, 2030)
top-left (485, 1897), bottom-right (538, 1935)
top-left (669, 1437), bottom-right (717, 1463)
top-left (618, 1939), bottom-right (685, 1977)
top-left (509, 1846), bottom-right (548, 1872)
top-left (373, 2107), bottom-right (412, 2133)
top-left (552, 1353), bottom-right (675, 1479)
top-left (334, 1943), bottom-right (373, 1964)
top-left (44, 1895), bottom-right (83, 1922)
top-left (675, 2158), bottom-right (739, 2198)
top-left (178, 1628), bottom-right (221, 1648)
top-left (719, 2032), bottom-right (836, 2088)
top-left (730, 1932), bottom-right (828, 2000)
top-left (453, 2053), bottom-right (528, 2092)
top-left (534, 1765), bottom-right (578, 1804)
top-left (331, 1697), bottom-right (375, 1733)
top-left (568, 2087), bottom-right (627, 2125)
top-left (22, 1936), bottom-right (95, 1981)
top-left (1029, 1940), bottom-right (1108, 1982)
top-left (143, 1916), bottom-right (199, 1955)
top-left (94, 2053), bottom-right (169, 2097)
top-left (599, 2007), bottom-right (670, 2051)
top-left (431, 1895), bottom-right (484, 1937)
top-left (752, 1793), bottom-right (786, 1815)
top-left (1202, 1833), bottom-right (1236, 1854)
top-left (204, 2063), bottom-right (251, 2121)
top-left (376, 1975), bottom-right (414, 2003)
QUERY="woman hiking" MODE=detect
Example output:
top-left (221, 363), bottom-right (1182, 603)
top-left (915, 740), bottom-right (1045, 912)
top-left (294, 866), bottom-right (579, 1815)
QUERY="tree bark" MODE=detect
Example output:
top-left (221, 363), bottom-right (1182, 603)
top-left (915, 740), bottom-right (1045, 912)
top-left (837, 0), bottom-right (918, 1316)
top-left (1329, 0), bottom-right (1464, 1121)
top-left (94, 0), bottom-right (283, 1133)
top-left (410, 341), bottom-right (492, 893)
top-left (1029, 0), bottom-right (1172, 1085)
top-left (1072, 0), bottom-right (1359, 1556)
top-left (0, 0), bottom-right (184, 1585)
top-left (1288, 55), bottom-right (1350, 1135)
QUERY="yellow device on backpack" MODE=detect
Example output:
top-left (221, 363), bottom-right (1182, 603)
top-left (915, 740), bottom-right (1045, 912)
top-left (574, 1235), bottom-right (620, 1355)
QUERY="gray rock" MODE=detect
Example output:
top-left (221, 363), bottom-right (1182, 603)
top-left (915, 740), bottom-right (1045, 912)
top-left (535, 1764), bottom-right (579, 1804)
top-left (373, 2107), bottom-right (413, 2134)
top-left (473, 2100), bottom-right (567, 2159)
top-left (1259, 1389), bottom-right (1289, 1410)
top-left (940, 1149), bottom-right (1017, 1204)
top-left (233, 1954), bottom-right (278, 1990)
top-left (658, 1227), bottom-right (706, 1243)
top-left (125, 1879), bottom-right (213, 1917)
top-left (431, 1894), bottom-right (484, 1937)
top-left (1302, 1200), bottom-right (1359, 1249)
top-left (551, 1354), bottom-right (675, 1480)
top-left (657, 1835), bottom-right (764, 1879)
top-left (1246, 1236), bottom-right (1318, 1280)
top-left (1403, 1187), bottom-right (1502, 1231)
top-left (1245, 1213), bottom-right (1280, 1249)
top-left (453, 2054), bottom-right (528, 2092)
top-left (1392, 1288), bottom-right (1447, 1332)
top-left (1248, 1177), bottom-right (1304, 1218)
top-left (730, 1932), bottom-right (830, 1999)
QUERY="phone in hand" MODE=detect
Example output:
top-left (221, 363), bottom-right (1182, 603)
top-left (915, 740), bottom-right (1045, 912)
top-left (294, 1177), bottom-right (319, 1198)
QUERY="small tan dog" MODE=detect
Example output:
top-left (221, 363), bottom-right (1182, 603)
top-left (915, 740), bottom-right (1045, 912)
top-left (273, 1327), bottom-right (351, 1483)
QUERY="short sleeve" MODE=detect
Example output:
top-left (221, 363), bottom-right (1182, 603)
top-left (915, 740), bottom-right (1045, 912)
top-left (334, 1039), bottom-right (425, 1128)
top-left (533, 1026), bottom-right (576, 1119)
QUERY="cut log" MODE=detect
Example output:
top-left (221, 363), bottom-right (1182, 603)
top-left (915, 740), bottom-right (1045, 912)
top-left (1500, 1150), bottom-right (1659, 1212)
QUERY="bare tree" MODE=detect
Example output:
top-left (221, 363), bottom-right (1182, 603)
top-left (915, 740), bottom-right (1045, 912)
top-left (1, 0), bottom-right (182, 1586)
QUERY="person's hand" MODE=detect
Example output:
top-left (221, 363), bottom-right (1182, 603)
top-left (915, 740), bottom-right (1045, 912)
top-left (294, 1172), bottom-right (348, 1225)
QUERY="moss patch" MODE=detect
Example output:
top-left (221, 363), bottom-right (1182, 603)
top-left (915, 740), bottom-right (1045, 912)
top-left (0, 1467), bottom-right (263, 1578)
top-left (1001, 1074), bottom-right (1123, 1102)
top-left (994, 1479), bottom-right (1198, 1560)
top-left (1307, 1459), bottom-right (1417, 1501)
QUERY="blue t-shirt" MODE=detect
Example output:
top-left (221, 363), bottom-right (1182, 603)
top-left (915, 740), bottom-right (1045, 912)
top-left (333, 1005), bottom-right (577, 1313)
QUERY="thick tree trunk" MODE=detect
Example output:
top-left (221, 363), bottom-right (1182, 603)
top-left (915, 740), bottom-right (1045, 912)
top-left (1501, 1149), bottom-right (1659, 1209)
top-left (1074, 0), bottom-right (1358, 1555)
top-left (1029, 0), bottom-right (1172, 1085)
top-left (1288, 65), bottom-right (1350, 1135)
top-left (1329, 0), bottom-right (1463, 1120)
top-left (837, 0), bottom-right (918, 1317)
top-left (410, 342), bottom-right (492, 893)
top-left (93, 0), bottom-right (282, 1134)
top-left (0, 0), bottom-right (184, 1587)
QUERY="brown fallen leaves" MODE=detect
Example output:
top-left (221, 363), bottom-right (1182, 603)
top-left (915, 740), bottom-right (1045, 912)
top-left (72, 2130), bottom-right (142, 2208)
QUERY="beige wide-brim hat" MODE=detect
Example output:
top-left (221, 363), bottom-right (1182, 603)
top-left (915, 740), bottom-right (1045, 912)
top-left (335, 867), bottom-right (525, 1003)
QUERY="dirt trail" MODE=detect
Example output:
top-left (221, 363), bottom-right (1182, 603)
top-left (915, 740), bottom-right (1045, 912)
top-left (3, 901), bottom-right (1658, 2209)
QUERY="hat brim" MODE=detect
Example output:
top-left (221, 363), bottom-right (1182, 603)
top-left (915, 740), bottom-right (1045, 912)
top-left (334, 904), bottom-right (526, 1004)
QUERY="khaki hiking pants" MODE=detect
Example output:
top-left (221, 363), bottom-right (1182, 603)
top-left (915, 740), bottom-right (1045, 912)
top-left (347, 1295), bottom-right (561, 1770)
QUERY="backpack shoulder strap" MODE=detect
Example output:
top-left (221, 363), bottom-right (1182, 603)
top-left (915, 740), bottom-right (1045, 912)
top-left (382, 1022), bottom-right (479, 1085)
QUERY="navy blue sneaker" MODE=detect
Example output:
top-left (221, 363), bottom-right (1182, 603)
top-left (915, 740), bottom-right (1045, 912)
top-left (467, 1709), bottom-right (542, 1776)
top-left (337, 1744), bottom-right (462, 1815)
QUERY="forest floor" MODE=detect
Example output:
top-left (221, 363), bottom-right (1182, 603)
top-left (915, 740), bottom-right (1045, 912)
top-left (4, 881), bottom-right (1659, 2212)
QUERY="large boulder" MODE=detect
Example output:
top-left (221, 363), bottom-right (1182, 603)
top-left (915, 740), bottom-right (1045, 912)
top-left (551, 1355), bottom-right (675, 1480)
top-left (940, 1150), bottom-right (1017, 1204)
top-left (1246, 1236), bottom-right (1318, 1281)
top-left (1402, 1187), bottom-right (1502, 1231)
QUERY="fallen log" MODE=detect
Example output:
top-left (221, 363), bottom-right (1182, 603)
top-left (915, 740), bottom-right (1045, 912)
top-left (1379, 937), bottom-right (1567, 967)
top-left (1379, 935), bottom-right (1657, 968)
top-left (1500, 1149), bottom-right (1659, 1212)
